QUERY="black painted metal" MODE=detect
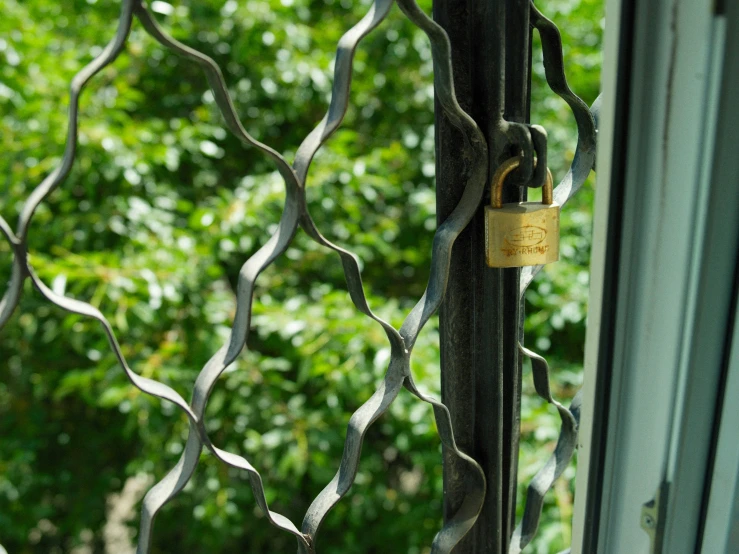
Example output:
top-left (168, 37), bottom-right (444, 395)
top-left (1, 1), bottom-right (490, 551)
top-left (434, 1), bottom-right (599, 552)
top-left (0, 0), bottom-right (600, 551)
top-left (434, 1), bottom-right (532, 552)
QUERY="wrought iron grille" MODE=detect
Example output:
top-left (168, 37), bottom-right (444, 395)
top-left (0, 0), bottom-right (599, 552)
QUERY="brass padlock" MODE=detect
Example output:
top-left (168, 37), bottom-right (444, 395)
top-left (485, 156), bottom-right (559, 268)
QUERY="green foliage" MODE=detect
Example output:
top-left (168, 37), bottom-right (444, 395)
top-left (0, 0), bottom-right (602, 552)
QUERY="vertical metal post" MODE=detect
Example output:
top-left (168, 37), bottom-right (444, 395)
top-left (434, 0), bottom-right (531, 552)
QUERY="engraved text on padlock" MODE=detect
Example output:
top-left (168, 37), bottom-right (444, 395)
top-left (484, 156), bottom-right (560, 268)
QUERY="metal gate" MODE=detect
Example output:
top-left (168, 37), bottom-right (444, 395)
top-left (0, 0), bottom-right (599, 552)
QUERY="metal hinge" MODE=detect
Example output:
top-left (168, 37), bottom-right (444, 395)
top-left (641, 480), bottom-right (670, 553)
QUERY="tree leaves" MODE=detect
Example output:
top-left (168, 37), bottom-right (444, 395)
top-left (0, 0), bottom-right (602, 552)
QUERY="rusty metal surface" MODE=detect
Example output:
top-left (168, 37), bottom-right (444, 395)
top-left (0, 0), bottom-right (599, 551)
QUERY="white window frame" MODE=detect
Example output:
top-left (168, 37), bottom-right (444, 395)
top-left (571, 0), bottom-right (738, 552)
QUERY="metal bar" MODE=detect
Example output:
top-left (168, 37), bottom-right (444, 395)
top-left (434, 0), bottom-right (531, 551)
top-left (500, 2), bottom-right (531, 545)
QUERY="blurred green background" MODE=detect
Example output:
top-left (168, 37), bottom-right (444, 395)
top-left (0, 0), bottom-right (602, 552)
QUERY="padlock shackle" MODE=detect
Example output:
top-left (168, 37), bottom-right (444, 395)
top-left (490, 156), bottom-right (553, 209)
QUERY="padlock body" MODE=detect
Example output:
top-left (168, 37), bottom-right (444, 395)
top-left (485, 202), bottom-right (560, 267)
